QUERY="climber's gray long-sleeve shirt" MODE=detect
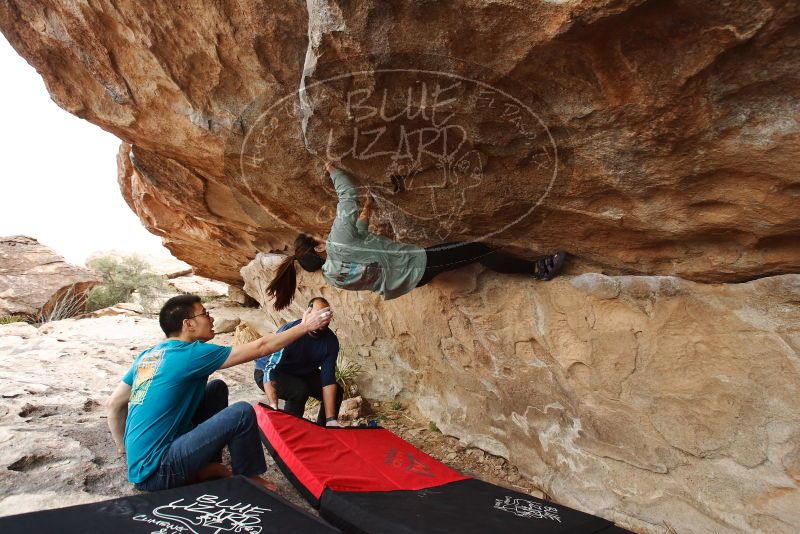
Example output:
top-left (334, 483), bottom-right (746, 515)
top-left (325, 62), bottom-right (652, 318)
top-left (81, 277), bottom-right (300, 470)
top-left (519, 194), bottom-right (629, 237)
top-left (322, 169), bottom-right (426, 300)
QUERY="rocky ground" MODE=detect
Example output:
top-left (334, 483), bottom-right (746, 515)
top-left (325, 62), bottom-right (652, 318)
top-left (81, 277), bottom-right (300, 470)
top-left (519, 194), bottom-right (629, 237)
top-left (0, 307), bottom-right (545, 519)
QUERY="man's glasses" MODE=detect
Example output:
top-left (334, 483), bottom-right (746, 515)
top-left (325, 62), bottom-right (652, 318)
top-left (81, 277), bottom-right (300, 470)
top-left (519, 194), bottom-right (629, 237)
top-left (187, 310), bottom-right (210, 319)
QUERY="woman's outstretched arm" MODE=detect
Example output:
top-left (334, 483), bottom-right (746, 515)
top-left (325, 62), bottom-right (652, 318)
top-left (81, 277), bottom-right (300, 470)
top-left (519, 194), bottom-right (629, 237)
top-left (356, 192), bottom-right (373, 237)
top-left (325, 164), bottom-right (363, 245)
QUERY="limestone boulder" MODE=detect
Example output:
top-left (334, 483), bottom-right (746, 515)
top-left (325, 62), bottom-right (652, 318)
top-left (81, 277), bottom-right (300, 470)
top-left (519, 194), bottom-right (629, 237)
top-left (0, 2), bottom-right (798, 282)
top-left (87, 302), bottom-right (144, 317)
top-left (168, 275), bottom-right (228, 297)
top-left (242, 254), bottom-right (800, 534)
top-left (209, 302), bottom-right (275, 341)
top-left (213, 316), bottom-right (241, 335)
top-left (339, 396), bottom-right (368, 422)
top-left (227, 285), bottom-right (259, 307)
top-left (86, 251), bottom-right (191, 279)
top-left (2, 2), bottom-right (800, 532)
top-left (0, 236), bottom-right (100, 318)
top-left (0, 322), bottom-right (38, 339)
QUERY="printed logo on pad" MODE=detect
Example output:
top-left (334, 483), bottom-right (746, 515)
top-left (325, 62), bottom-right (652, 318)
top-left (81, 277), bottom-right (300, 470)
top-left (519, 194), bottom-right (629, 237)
top-left (131, 494), bottom-right (270, 533)
top-left (385, 447), bottom-right (435, 477)
top-left (226, 54), bottom-right (560, 257)
top-left (494, 496), bottom-right (562, 523)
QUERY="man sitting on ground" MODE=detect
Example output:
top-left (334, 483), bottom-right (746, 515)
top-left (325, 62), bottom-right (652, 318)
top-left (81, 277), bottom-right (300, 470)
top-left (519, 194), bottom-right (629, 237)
top-left (105, 294), bottom-right (330, 492)
top-left (254, 297), bottom-right (343, 427)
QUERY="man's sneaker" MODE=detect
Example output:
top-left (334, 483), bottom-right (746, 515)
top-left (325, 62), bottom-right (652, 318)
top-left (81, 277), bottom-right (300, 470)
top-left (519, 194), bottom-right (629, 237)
top-left (533, 251), bottom-right (567, 281)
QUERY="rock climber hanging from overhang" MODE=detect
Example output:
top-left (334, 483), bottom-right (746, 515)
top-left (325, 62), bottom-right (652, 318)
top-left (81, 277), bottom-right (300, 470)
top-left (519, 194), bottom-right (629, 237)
top-left (266, 162), bottom-right (567, 310)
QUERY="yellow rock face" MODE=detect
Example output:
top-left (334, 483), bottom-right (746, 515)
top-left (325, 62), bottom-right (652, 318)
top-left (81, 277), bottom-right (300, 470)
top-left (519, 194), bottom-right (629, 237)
top-left (244, 255), bottom-right (800, 534)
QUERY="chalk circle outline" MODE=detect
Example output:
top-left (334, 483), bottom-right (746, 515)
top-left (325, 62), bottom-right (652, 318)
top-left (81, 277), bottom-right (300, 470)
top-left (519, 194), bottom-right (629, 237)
top-left (236, 65), bottom-right (559, 255)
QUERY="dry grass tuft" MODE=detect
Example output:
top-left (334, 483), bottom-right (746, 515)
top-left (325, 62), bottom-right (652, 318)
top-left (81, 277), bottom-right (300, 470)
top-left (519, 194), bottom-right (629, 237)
top-left (234, 323), bottom-right (262, 345)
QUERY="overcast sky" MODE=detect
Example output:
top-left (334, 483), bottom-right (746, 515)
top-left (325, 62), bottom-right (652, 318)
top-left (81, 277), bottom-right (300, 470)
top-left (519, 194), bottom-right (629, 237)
top-left (0, 33), bottom-right (171, 266)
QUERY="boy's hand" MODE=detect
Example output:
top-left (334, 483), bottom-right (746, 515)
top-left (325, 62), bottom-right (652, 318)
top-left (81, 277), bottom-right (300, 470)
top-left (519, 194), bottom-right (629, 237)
top-left (302, 306), bottom-right (332, 333)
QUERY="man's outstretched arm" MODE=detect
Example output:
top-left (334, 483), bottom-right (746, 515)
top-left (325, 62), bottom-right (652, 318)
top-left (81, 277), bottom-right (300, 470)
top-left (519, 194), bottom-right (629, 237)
top-left (220, 307), bottom-right (331, 369)
top-left (106, 382), bottom-right (131, 455)
top-left (325, 163), bottom-right (362, 243)
top-left (356, 192), bottom-right (373, 237)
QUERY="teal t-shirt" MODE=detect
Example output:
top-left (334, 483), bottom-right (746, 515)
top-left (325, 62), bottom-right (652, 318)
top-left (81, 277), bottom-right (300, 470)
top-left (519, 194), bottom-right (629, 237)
top-left (121, 339), bottom-right (231, 483)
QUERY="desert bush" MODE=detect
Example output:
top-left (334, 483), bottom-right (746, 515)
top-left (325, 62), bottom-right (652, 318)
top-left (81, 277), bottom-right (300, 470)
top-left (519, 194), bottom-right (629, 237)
top-left (34, 285), bottom-right (85, 324)
top-left (86, 255), bottom-right (169, 313)
top-left (336, 360), bottom-right (362, 399)
top-left (0, 315), bottom-right (25, 324)
top-left (234, 323), bottom-right (262, 345)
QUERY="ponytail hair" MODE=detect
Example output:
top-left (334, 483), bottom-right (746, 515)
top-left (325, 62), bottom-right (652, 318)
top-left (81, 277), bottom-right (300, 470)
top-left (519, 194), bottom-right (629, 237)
top-left (267, 234), bottom-right (324, 310)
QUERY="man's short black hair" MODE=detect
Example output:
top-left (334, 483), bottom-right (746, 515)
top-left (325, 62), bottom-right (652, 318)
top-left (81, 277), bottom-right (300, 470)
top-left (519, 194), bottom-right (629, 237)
top-left (159, 294), bottom-right (202, 337)
top-left (307, 296), bottom-right (329, 308)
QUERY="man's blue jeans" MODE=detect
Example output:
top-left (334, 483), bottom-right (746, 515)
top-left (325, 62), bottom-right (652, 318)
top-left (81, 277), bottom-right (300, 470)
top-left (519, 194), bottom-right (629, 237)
top-left (135, 380), bottom-right (267, 491)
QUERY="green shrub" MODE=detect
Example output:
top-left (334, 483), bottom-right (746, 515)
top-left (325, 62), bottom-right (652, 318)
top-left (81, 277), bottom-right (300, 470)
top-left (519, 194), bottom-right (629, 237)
top-left (86, 255), bottom-right (169, 313)
top-left (336, 360), bottom-right (363, 399)
top-left (34, 285), bottom-right (86, 324)
top-left (30, 285), bottom-right (86, 325)
top-left (304, 360), bottom-right (364, 411)
top-left (0, 315), bottom-right (26, 324)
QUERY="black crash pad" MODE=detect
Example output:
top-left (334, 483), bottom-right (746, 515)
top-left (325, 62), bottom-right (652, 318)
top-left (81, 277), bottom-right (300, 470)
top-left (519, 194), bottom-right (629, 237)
top-left (320, 478), bottom-right (630, 534)
top-left (0, 475), bottom-right (338, 533)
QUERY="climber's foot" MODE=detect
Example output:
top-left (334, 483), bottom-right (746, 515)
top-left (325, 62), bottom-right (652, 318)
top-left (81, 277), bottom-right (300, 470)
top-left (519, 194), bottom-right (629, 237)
top-left (533, 252), bottom-right (567, 281)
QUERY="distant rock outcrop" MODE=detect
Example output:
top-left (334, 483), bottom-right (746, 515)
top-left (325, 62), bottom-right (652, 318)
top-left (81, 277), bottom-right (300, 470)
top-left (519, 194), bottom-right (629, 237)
top-left (86, 251), bottom-right (192, 279)
top-left (168, 275), bottom-right (228, 298)
top-left (0, 236), bottom-right (100, 318)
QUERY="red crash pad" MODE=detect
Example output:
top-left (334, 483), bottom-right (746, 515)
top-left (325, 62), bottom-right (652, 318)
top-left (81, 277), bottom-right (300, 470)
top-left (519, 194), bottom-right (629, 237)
top-left (255, 403), bottom-right (469, 499)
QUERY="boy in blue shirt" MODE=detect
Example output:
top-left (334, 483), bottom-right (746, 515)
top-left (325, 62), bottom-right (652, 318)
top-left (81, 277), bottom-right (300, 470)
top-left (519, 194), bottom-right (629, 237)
top-left (105, 294), bottom-right (330, 491)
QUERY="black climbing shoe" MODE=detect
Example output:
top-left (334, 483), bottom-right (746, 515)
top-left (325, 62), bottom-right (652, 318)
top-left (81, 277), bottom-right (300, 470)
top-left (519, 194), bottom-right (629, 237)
top-left (533, 251), bottom-right (567, 281)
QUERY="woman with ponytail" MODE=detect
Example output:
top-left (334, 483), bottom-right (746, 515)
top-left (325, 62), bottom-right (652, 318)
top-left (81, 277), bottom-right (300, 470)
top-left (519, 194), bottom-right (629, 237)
top-left (266, 163), bottom-right (567, 310)
top-left (266, 234), bottom-right (325, 310)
